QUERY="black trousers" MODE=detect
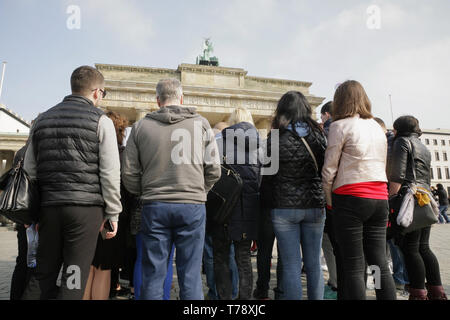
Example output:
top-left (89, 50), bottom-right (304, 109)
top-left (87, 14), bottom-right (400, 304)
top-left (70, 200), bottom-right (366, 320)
top-left (212, 226), bottom-right (253, 300)
top-left (22, 206), bottom-right (103, 300)
top-left (254, 207), bottom-right (282, 297)
top-left (323, 207), bottom-right (346, 300)
top-left (398, 226), bottom-right (442, 289)
top-left (332, 194), bottom-right (397, 300)
top-left (10, 225), bottom-right (32, 300)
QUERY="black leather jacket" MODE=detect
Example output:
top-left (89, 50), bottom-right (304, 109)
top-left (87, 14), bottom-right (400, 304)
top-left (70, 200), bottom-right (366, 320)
top-left (388, 133), bottom-right (431, 188)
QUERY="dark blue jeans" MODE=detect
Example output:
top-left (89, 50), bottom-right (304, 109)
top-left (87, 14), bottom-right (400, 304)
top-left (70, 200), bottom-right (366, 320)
top-left (332, 194), bottom-right (396, 300)
top-left (438, 205), bottom-right (450, 223)
top-left (139, 202), bottom-right (206, 300)
top-left (134, 233), bottom-right (174, 300)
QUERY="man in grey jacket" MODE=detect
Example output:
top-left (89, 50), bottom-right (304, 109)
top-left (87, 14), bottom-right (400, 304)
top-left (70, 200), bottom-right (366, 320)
top-left (22, 66), bottom-right (122, 300)
top-left (122, 78), bottom-right (221, 300)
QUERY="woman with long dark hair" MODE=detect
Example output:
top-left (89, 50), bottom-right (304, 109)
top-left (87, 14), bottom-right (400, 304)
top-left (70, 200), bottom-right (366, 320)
top-left (388, 115), bottom-right (447, 300)
top-left (263, 91), bottom-right (327, 300)
top-left (322, 80), bottom-right (396, 300)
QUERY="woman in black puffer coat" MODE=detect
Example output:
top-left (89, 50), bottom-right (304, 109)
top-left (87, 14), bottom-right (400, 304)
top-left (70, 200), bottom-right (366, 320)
top-left (212, 108), bottom-right (261, 300)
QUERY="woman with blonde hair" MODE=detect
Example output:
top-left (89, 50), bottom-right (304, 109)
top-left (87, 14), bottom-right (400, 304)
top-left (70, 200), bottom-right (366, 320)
top-left (228, 107), bottom-right (255, 126)
top-left (322, 80), bottom-right (396, 300)
top-left (212, 107), bottom-right (261, 300)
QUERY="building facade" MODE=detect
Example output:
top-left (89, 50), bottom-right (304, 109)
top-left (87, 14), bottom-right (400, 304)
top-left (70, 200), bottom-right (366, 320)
top-left (420, 130), bottom-right (450, 196)
top-left (0, 104), bottom-right (30, 176)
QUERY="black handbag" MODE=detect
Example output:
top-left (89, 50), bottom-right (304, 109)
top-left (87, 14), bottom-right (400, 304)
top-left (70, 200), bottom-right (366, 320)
top-left (0, 159), bottom-right (39, 225)
top-left (387, 140), bottom-right (438, 238)
top-left (387, 189), bottom-right (408, 240)
top-left (206, 159), bottom-right (243, 226)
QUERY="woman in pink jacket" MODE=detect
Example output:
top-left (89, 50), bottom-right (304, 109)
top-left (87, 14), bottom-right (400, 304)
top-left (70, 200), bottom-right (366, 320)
top-left (322, 80), bottom-right (396, 300)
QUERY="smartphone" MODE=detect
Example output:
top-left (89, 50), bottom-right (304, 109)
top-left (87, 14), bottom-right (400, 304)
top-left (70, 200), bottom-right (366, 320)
top-left (101, 220), bottom-right (114, 240)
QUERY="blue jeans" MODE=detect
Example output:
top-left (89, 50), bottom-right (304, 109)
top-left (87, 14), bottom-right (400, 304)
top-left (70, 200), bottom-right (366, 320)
top-left (438, 205), bottom-right (450, 223)
top-left (134, 233), bottom-right (174, 300)
top-left (203, 234), bottom-right (238, 299)
top-left (271, 208), bottom-right (325, 300)
top-left (387, 239), bottom-right (409, 285)
top-left (139, 202), bottom-right (206, 300)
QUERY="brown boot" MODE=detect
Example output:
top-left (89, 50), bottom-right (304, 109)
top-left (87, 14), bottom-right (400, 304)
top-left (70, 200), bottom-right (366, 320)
top-left (426, 284), bottom-right (448, 300)
top-left (408, 288), bottom-right (428, 300)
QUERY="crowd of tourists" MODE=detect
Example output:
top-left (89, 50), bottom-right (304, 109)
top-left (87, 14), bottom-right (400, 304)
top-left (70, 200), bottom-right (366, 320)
top-left (5, 65), bottom-right (448, 300)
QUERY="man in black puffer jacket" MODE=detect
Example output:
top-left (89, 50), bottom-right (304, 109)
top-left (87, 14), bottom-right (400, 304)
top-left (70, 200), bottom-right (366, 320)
top-left (22, 66), bottom-right (122, 300)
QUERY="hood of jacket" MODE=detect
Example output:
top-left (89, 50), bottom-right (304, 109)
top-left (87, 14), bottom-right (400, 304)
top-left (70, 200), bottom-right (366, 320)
top-left (288, 122), bottom-right (310, 137)
top-left (146, 105), bottom-right (199, 124)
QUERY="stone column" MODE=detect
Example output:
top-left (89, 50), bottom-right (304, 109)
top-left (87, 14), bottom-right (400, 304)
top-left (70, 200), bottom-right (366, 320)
top-left (0, 150), bottom-right (14, 176)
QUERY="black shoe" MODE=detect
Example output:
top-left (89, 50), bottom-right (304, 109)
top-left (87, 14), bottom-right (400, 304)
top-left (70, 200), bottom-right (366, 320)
top-left (253, 288), bottom-right (269, 299)
top-left (109, 289), bottom-right (118, 299)
top-left (116, 287), bottom-right (131, 297)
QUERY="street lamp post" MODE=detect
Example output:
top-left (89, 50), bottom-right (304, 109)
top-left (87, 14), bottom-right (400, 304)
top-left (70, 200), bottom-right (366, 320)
top-left (389, 94), bottom-right (394, 126)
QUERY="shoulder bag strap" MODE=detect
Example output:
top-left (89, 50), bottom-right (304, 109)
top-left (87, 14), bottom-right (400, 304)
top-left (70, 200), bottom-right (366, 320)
top-left (301, 137), bottom-right (319, 173)
top-left (286, 127), bottom-right (319, 173)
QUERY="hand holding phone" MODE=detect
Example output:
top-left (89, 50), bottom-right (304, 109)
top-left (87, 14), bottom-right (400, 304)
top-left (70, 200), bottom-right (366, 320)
top-left (101, 220), bottom-right (115, 240)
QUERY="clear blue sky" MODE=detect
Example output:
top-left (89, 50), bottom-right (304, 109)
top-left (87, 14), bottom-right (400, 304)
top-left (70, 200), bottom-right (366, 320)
top-left (1, 0), bottom-right (449, 129)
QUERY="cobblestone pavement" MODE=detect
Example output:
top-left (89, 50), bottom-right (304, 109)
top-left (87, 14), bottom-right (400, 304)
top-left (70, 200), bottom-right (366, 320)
top-left (1, 224), bottom-right (449, 300)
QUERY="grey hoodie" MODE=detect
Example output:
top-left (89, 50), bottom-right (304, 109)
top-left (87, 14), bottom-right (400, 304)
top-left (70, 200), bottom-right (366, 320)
top-left (122, 105), bottom-right (221, 204)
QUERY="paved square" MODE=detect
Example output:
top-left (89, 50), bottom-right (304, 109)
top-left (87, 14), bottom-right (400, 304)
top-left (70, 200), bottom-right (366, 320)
top-left (1, 224), bottom-right (449, 300)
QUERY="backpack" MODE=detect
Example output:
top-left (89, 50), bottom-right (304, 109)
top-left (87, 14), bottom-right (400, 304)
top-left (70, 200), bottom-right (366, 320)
top-left (206, 160), bottom-right (243, 226)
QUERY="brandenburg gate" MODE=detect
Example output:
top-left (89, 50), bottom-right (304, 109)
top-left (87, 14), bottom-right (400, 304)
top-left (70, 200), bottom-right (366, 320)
top-left (96, 63), bottom-right (325, 136)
